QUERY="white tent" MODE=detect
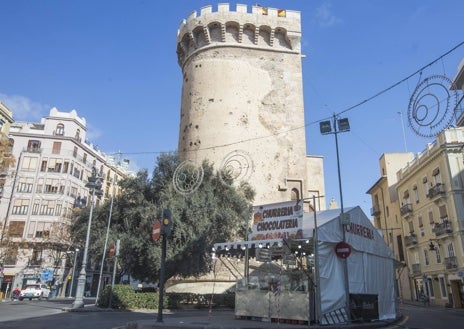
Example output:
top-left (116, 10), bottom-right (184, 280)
top-left (302, 206), bottom-right (396, 321)
top-left (213, 204), bottom-right (397, 323)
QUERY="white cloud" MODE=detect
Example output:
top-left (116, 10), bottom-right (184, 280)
top-left (314, 3), bottom-right (342, 27)
top-left (0, 93), bottom-right (50, 121)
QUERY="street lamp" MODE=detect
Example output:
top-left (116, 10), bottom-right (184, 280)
top-left (95, 179), bottom-right (116, 305)
top-left (72, 167), bottom-right (102, 309)
top-left (320, 114), bottom-right (351, 322)
top-left (68, 248), bottom-right (79, 298)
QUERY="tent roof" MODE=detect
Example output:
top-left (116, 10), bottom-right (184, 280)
top-left (213, 205), bottom-right (393, 259)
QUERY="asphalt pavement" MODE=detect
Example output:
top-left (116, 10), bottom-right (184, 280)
top-left (64, 302), bottom-right (402, 329)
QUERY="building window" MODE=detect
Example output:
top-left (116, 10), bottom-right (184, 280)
top-left (424, 249), bottom-right (429, 265)
top-left (55, 123), bottom-right (64, 136)
top-left (32, 202), bottom-right (39, 216)
top-left (83, 153), bottom-right (87, 164)
top-left (21, 156), bottom-right (38, 171)
top-left (17, 177), bottom-right (34, 193)
top-left (30, 249), bottom-right (42, 266)
top-left (403, 190), bottom-right (410, 205)
top-left (40, 160), bottom-right (47, 172)
top-left (52, 141), bottom-right (62, 154)
top-left (423, 177), bottom-right (428, 197)
top-left (27, 140), bottom-right (41, 152)
top-left (8, 221), bottom-right (25, 237)
top-left (396, 235), bottom-right (405, 261)
top-left (439, 205), bottom-right (448, 221)
top-left (12, 199), bottom-right (29, 215)
top-left (427, 278), bottom-right (435, 298)
top-left (63, 161), bottom-right (69, 174)
top-left (35, 221), bottom-right (51, 238)
top-left (447, 243), bottom-right (455, 257)
top-left (75, 129), bottom-right (81, 141)
top-left (73, 146), bottom-right (78, 158)
top-left (413, 185), bottom-right (419, 203)
top-left (40, 200), bottom-right (55, 215)
top-left (408, 220), bottom-right (414, 234)
top-left (428, 211), bottom-right (434, 232)
top-left (435, 247), bottom-right (441, 263)
top-left (418, 216), bottom-right (424, 237)
top-left (439, 277), bottom-right (447, 298)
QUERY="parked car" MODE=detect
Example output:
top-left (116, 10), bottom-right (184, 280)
top-left (19, 284), bottom-right (50, 301)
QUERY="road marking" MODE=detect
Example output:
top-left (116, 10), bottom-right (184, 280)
top-left (383, 315), bottom-right (409, 329)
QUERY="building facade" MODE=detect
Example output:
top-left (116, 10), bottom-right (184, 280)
top-left (0, 102), bottom-right (14, 201)
top-left (176, 4), bottom-right (325, 207)
top-left (367, 152), bottom-right (415, 303)
top-left (0, 108), bottom-right (130, 297)
top-left (368, 59), bottom-right (464, 308)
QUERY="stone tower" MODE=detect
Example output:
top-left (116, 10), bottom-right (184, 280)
top-left (176, 4), bottom-right (325, 208)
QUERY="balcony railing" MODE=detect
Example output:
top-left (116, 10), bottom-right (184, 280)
top-left (400, 203), bottom-right (413, 216)
top-left (412, 263), bottom-right (421, 276)
top-left (370, 204), bottom-right (381, 217)
top-left (445, 256), bottom-right (458, 270)
top-left (428, 183), bottom-right (445, 199)
top-left (432, 220), bottom-right (453, 236)
top-left (405, 233), bottom-right (418, 247)
top-left (23, 147), bottom-right (42, 154)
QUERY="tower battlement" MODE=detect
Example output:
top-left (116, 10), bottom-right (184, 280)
top-left (177, 3), bottom-right (301, 68)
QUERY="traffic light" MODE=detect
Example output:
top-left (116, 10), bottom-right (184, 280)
top-left (162, 209), bottom-right (172, 237)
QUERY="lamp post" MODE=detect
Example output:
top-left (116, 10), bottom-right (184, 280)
top-left (72, 167), bottom-right (102, 309)
top-left (95, 179), bottom-right (116, 305)
top-left (320, 114), bottom-right (351, 323)
top-left (69, 248), bottom-right (79, 298)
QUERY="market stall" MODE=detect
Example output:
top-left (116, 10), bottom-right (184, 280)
top-left (213, 202), bottom-right (396, 324)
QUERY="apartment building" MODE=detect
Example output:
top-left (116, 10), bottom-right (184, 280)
top-left (367, 152), bottom-right (415, 303)
top-left (368, 59), bottom-right (464, 308)
top-left (0, 108), bottom-right (130, 297)
top-left (0, 102), bottom-right (14, 199)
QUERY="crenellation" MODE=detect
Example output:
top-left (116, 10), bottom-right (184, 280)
top-left (177, 4), bottom-right (301, 67)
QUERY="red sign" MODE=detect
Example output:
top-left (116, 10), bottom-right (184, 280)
top-left (335, 241), bottom-right (351, 259)
top-left (109, 244), bottom-right (115, 257)
top-left (152, 221), bottom-right (161, 241)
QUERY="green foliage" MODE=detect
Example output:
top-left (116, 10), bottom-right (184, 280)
top-left (70, 152), bottom-right (254, 284)
top-left (98, 284), bottom-right (167, 310)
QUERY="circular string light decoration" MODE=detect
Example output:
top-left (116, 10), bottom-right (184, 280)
top-left (172, 160), bottom-right (204, 195)
top-left (219, 150), bottom-right (254, 187)
top-left (407, 74), bottom-right (459, 138)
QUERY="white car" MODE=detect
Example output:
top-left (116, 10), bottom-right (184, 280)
top-left (19, 284), bottom-right (50, 301)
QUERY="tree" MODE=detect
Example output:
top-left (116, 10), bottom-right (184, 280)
top-left (70, 152), bottom-right (254, 283)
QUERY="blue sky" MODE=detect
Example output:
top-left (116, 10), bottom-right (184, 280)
top-left (1, 1), bottom-right (463, 216)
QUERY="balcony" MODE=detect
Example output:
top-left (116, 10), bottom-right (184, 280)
top-left (428, 183), bottom-right (445, 200)
top-left (411, 263), bottom-right (421, 276)
top-left (400, 203), bottom-right (413, 217)
top-left (28, 259), bottom-right (42, 266)
top-left (23, 147), bottom-right (42, 154)
top-left (370, 204), bottom-right (381, 217)
top-left (405, 233), bottom-right (418, 247)
top-left (445, 256), bottom-right (458, 270)
top-left (432, 220), bottom-right (453, 237)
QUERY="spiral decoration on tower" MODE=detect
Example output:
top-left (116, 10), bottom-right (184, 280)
top-left (407, 74), bottom-right (459, 138)
top-left (172, 160), bottom-right (204, 195)
top-left (219, 150), bottom-right (254, 187)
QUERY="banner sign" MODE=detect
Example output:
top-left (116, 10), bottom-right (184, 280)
top-left (249, 200), bottom-right (303, 240)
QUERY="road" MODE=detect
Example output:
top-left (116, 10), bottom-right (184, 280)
top-left (0, 298), bottom-right (154, 329)
top-left (1, 298), bottom-right (464, 329)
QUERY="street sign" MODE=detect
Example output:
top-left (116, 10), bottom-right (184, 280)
top-left (152, 221), bottom-right (161, 241)
top-left (109, 244), bottom-right (115, 257)
top-left (335, 241), bottom-right (351, 259)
